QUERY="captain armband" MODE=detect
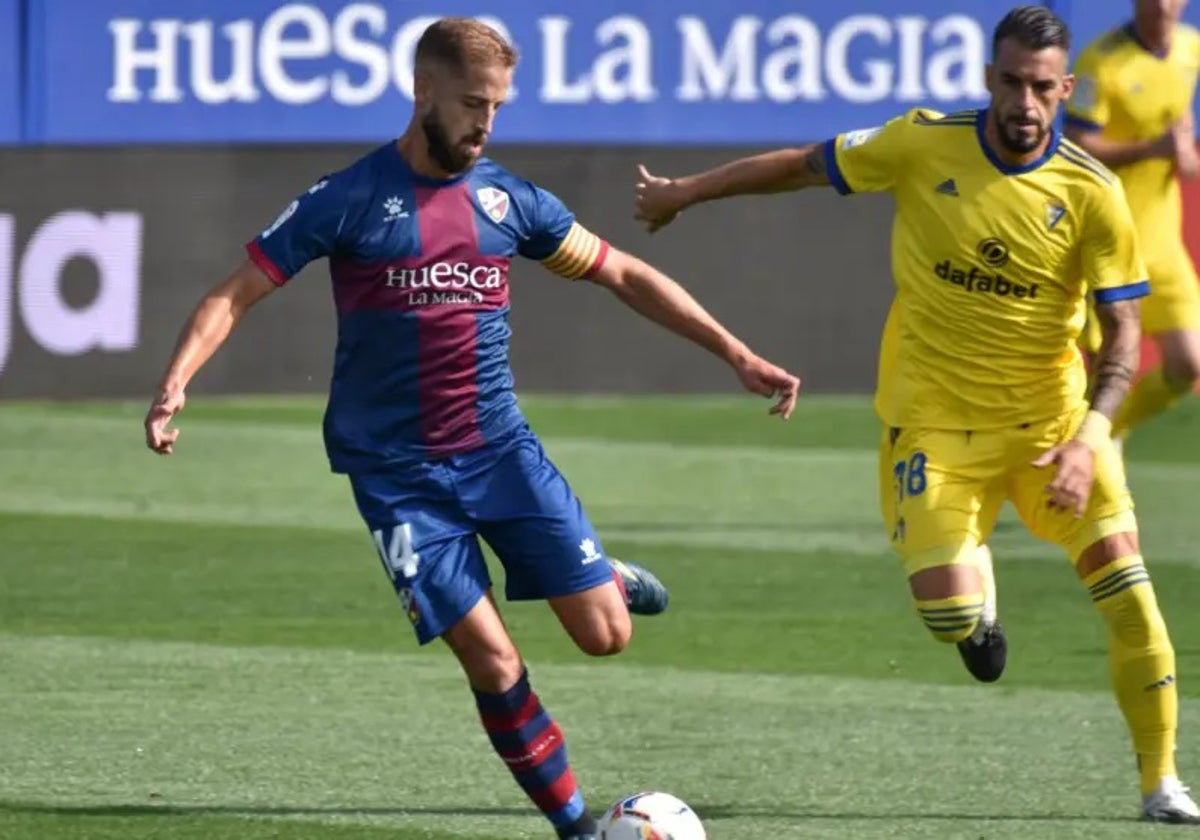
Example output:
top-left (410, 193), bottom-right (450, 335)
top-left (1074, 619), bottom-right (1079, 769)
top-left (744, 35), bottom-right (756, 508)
top-left (541, 223), bottom-right (609, 280)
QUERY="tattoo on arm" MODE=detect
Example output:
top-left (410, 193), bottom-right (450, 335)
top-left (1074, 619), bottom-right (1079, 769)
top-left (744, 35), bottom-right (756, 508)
top-left (801, 144), bottom-right (830, 186)
top-left (1090, 298), bottom-right (1141, 420)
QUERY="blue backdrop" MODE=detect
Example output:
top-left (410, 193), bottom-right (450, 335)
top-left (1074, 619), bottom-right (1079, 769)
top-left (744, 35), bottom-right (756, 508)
top-left (7, 1), bottom-right (1199, 145)
top-left (0, 0), bottom-right (19, 144)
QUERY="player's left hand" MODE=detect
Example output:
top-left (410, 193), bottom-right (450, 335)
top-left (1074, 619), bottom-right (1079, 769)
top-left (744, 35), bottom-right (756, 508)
top-left (1170, 115), bottom-right (1200, 179)
top-left (144, 386), bottom-right (186, 455)
top-left (635, 165), bottom-right (686, 233)
top-left (1177, 145), bottom-right (1200, 180)
top-left (733, 353), bottom-right (801, 420)
top-left (1032, 440), bottom-right (1095, 518)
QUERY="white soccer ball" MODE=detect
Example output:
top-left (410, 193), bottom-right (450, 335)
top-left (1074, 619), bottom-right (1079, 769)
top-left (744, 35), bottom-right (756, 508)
top-left (597, 791), bottom-right (706, 839)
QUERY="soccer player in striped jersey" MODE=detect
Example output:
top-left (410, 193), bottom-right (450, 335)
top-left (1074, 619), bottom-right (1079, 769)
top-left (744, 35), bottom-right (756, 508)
top-left (634, 5), bottom-right (1200, 824)
top-left (143, 18), bottom-right (799, 840)
top-left (1066, 0), bottom-right (1200, 450)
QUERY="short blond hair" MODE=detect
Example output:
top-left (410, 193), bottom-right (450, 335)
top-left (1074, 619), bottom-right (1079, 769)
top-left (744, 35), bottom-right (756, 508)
top-left (415, 18), bottom-right (519, 74)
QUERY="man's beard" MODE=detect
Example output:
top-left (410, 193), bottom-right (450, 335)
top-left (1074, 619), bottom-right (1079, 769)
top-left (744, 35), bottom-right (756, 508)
top-left (423, 110), bottom-right (480, 174)
top-left (996, 113), bottom-right (1047, 154)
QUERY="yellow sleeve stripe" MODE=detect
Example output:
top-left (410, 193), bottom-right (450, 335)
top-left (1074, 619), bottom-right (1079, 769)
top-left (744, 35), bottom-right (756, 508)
top-left (541, 222), bottom-right (608, 279)
top-left (913, 109), bottom-right (976, 127)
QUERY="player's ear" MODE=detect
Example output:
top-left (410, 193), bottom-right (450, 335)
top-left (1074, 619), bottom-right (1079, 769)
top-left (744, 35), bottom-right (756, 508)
top-left (1061, 72), bottom-right (1076, 101)
top-left (984, 63), bottom-right (996, 96)
top-left (412, 64), bottom-right (437, 111)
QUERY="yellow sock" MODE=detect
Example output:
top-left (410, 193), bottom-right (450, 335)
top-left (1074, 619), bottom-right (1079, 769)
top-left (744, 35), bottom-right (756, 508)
top-left (1085, 555), bottom-right (1178, 795)
top-left (915, 593), bottom-right (983, 643)
top-left (1113, 368), bottom-right (1190, 440)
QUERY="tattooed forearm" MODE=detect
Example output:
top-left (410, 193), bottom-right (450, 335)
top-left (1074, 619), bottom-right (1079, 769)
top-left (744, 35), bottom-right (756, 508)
top-left (802, 144), bottom-right (829, 184)
top-left (683, 145), bottom-right (830, 203)
top-left (1090, 298), bottom-right (1141, 420)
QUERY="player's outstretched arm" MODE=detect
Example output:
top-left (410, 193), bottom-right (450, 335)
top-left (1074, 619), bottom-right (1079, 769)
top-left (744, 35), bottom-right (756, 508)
top-left (144, 260), bottom-right (277, 454)
top-left (635, 144), bottom-right (831, 233)
top-left (1065, 122), bottom-right (1191, 172)
top-left (587, 247), bottom-right (800, 419)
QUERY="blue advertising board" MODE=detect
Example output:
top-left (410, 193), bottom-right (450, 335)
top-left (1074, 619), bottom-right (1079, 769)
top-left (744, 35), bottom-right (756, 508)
top-left (0, 0), bottom-right (20, 144)
top-left (12, 1), bottom-right (1200, 145)
top-left (24, 0), bottom-right (1016, 145)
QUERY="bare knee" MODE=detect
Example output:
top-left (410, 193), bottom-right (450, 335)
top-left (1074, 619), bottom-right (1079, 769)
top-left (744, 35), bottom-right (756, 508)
top-left (1161, 334), bottom-right (1200, 388)
top-left (572, 613), bottom-right (632, 657)
top-left (910, 563), bottom-right (984, 644)
top-left (459, 645), bottom-right (525, 693)
top-left (910, 563), bottom-right (983, 600)
top-left (1165, 358), bottom-right (1200, 390)
top-left (550, 584), bottom-right (633, 657)
top-left (1076, 532), bottom-right (1140, 579)
top-left (442, 596), bottom-right (526, 694)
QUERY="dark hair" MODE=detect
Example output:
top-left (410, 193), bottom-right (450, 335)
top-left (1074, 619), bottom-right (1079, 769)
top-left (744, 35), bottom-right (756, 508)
top-left (992, 5), bottom-right (1071, 56)
top-left (415, 17), bottom-right (519, 75)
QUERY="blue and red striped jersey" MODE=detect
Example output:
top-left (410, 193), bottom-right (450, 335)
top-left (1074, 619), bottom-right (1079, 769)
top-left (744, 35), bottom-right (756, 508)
top-left (246, 141), bottom-right (608, 473)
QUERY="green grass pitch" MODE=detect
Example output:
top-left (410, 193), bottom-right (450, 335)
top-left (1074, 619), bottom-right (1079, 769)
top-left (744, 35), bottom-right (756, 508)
top-left (2, 393), bottom-right (1200, 839)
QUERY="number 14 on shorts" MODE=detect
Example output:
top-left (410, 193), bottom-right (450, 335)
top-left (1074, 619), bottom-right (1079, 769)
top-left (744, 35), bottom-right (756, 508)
top-left (372, 523), bottom-right (421, 581)
top-left (893, 451), bottom-right (928, 503)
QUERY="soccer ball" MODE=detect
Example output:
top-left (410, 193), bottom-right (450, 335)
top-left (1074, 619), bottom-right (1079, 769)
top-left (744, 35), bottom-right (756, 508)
top-left (597, 791), bottom-right (706, 839)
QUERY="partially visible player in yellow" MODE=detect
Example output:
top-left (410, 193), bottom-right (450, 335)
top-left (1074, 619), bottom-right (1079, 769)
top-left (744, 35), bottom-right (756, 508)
top-left (1067, 0), bottom-right (1200, 447)
top-left (633, 5), bottom-right (1199, 824)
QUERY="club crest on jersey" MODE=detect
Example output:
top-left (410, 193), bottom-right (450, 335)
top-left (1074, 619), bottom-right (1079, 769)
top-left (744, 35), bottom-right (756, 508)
top-left (476, 186), bottom-right (510, 224)
top-left (1044, 199), bottom-right (1066, 231)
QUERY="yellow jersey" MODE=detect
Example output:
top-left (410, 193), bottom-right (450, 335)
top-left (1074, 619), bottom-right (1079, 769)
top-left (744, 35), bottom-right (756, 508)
top-left (828, 108), bottom-right (1146, 431)
top-left (1066, 23), bottom-right (1200, 253)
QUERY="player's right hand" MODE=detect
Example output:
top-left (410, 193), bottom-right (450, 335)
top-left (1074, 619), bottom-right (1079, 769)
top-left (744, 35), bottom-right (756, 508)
top-left (144, 386), bottom-right (186, 455)
top-left (635, 165), bottom-right (686, 233)
top-left (733, 353), bottom-right (801, 420)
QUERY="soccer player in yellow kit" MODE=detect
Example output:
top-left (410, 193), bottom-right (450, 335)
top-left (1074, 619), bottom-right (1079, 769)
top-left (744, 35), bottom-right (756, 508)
top-left (1067, 0), bottom-right (1200, 445)
top-left (633, 5), bottom-right (1200, 823)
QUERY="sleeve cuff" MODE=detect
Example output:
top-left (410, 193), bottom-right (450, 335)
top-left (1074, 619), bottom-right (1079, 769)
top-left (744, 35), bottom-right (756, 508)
top-left (246, 240), bottom-right (289, 286)
top-left (1093, 280), bottom-right (1150, 303)
top-left (1065, 114), bottom-right (1106, 133)
top-left (823, 138), bottom-right (853, 196)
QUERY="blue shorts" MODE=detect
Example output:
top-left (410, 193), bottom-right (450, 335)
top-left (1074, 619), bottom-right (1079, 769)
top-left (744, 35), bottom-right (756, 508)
top-left (348, 425), bottom-right (615, 644)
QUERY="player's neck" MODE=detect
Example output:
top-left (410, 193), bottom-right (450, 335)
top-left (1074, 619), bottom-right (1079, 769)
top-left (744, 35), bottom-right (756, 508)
top-left (981, 119), bottom-right (1053, 170)
top-left (395, 132), bottom-right (459, 181)
top-left (1131, 18), bottom-right (1173, 57)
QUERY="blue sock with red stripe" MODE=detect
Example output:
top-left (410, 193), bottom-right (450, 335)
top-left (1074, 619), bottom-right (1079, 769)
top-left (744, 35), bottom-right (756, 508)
top-left (474, 669), bottom-right (593, 834)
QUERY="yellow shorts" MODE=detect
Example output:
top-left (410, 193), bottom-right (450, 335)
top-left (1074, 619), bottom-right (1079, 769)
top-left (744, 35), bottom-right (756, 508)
top-left (1081, 244), bottom-right (1200, 352)
top-left (877, 406), bottom-right (1137, 576)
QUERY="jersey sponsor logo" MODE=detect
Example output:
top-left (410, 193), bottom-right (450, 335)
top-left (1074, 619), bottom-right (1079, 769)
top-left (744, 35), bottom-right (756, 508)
top-left (933, 259), bottom-right (1039, 299)
top-left (383, 261), bottom-right (506, 306)
top-left (976, 237), bottom-right (1009, 268)
top-left (476, 186), bottom-right (510, 224)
